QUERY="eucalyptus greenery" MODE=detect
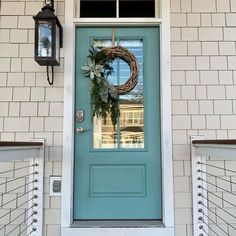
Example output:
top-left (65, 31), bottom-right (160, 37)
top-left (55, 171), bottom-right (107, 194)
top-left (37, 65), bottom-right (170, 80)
top-left (82, 46), bottom-right (119, 129)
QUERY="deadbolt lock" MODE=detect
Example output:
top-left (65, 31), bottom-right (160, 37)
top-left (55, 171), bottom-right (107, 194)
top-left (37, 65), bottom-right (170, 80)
top-left (76, 109), bottom-right (84, 122)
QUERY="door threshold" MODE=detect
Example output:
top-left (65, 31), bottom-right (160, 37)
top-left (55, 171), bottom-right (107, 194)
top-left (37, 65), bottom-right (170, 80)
top-left (71, 220), bottom-right (164, 228)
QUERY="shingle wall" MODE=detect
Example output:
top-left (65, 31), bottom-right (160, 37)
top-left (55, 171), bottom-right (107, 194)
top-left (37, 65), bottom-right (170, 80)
top-left (171, 0), bottom-right (236, 235)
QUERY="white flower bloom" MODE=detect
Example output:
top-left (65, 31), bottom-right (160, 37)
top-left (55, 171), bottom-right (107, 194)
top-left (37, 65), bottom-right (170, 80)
top-left (90, 72), bottom-right (95, 80)
top-left (82, 58), bottom-right (103, 80)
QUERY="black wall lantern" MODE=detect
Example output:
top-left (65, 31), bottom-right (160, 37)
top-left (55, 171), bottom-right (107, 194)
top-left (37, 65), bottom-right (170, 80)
top-left (33, 0), bottom-right (63, 85)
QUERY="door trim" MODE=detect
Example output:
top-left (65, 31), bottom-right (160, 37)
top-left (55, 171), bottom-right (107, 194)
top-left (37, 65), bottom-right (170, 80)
top-left (62, 227), bottom-right (174, 236)
top-left (62, 0), bottom-right (174, 235)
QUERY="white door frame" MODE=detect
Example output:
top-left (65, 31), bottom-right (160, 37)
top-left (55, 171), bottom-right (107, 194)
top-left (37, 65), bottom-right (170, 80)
top-left (62, 0), bottom-right (174, 235)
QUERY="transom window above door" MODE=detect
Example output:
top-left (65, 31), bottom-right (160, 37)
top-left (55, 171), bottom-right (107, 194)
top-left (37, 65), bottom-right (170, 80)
top-left (77, 0), bottom-right (159, 18)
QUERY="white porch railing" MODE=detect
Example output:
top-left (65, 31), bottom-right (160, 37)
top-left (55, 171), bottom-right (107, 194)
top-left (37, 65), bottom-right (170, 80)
top-left (191, 136), bottom-right (236, 236)
top-left (0, 140), bottom-right (44, 236)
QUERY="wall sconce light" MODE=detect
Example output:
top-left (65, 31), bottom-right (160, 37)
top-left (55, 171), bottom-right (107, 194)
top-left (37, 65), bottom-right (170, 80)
top-left (33, 0), bottom-right (63, 85)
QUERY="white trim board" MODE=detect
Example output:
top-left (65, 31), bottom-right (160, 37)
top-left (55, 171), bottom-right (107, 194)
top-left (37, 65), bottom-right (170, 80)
top-left (61, 227), bottom-right (174, 236)
top-left (62, 0), bottom-right (174, 235)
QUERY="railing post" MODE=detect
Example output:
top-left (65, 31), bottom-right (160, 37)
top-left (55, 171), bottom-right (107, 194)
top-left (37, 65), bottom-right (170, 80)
top-left (191, 136), bottom-right (208, 236)
top-left (27, 139), bottom-right (45, 236)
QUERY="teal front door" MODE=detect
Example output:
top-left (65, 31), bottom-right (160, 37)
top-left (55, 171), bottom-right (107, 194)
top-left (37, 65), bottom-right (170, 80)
top-left (74, 27), bottom-right (161, 220)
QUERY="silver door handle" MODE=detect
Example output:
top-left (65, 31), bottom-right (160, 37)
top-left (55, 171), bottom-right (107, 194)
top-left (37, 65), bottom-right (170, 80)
top-left (76, 127), bottom-right (89, 133)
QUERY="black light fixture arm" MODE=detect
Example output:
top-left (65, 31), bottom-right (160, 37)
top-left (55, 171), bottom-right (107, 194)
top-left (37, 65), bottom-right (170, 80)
top-left (46, 65), bottom-right (54, 85)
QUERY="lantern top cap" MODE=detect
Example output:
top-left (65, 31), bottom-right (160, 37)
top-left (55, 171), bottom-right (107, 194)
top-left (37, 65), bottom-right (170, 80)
top-left (33, 5), bottom-right (56, 20)
top-left (33, 3), bottom-right (62, 30)
top-left (41, 4), bottom-right (55, 13)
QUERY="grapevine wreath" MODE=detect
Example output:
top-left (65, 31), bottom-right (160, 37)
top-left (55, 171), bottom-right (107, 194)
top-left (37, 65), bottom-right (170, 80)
top-left (82, 45), bottom-right (139, 128)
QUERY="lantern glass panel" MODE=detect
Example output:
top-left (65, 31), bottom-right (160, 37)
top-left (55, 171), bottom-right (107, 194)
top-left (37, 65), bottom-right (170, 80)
top-left (56, 24), bottom-right (60, 63)
top-left (38, 21), bottom-right (53, 57)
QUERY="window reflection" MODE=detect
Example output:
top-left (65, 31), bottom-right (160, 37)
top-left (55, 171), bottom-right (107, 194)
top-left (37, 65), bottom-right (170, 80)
top-left (93, 39), bottom-right (144, 149)
top-left (119, 87), bottom-right (144, 148)
top-left (93, 116), bottom-right (117, 148)
top-left (119, 40), bottom-right (144, 148)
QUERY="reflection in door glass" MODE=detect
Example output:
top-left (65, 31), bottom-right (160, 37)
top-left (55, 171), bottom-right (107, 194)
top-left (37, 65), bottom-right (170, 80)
top-left (93, 39), bottom-right (144, 149)
top-left (119, 40), bottom-right (144, 148)
top-left (93, 39), bottom-right (118, 148)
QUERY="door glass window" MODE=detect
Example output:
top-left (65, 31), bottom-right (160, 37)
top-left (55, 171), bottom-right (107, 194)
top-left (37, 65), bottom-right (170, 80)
top-left (93, 39), bottom-right (144, 149)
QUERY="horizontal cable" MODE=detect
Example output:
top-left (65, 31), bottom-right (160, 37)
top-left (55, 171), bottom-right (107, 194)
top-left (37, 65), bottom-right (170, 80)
top-left (199, 170), bottom-right (236, 185)
top-left (27, 229), bottom-right (35, 236)
top-left (5, 211), bottom-right (36, 236)
top-left (19, 226), bottom-right (31, 236)
top-left (200, 210), bottom-right (230, 235)
top-left (201, 227), bottom-right (210, 236)
top-left (200, 192), bottom-right (236, 220)
top-left (18, 221), bottom-right (36, 236)
top-left (201, 218), bottom-right (219, 236)
top-left (199, 178), bottom-right (236, 196)
top-left (1, 180), bottom-right (37, 196)
top-left (200, 188), bottom-right (236, 209)
top-left (201, 201), bottom-right (236, 231)
top-left (199, 162), bottom-right (236, 175)
top-left (0, 172), bottom-right (37, 186)
top-left (0, 203), bottom-right (35, 231)
top-left (0, 188), bottom-right (37, 208)
top-left (0, 164), bottom-right (37, 175)
top-left (0, 196), bottom-right (36, 220)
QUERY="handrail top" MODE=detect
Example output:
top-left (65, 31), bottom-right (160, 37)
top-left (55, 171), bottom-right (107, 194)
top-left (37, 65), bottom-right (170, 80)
top-left (0, 140), bottom-right (44, 162)
top-left (192, 139), bottom-right (236, 145)
top-left (0, 141), bottom-right (44, 147)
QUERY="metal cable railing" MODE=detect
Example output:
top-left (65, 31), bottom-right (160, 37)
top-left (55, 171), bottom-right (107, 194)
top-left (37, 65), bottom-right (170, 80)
top-left (198, 162), bottom-right (236, 236)
top-left (0, 164), bottom-right (38, 176)
top-left (0, 162), bottom-right (38, 236)
top-left (191, 138), bottom-right (236, 236)
top-left (0, 141), bottom-right (44, 236)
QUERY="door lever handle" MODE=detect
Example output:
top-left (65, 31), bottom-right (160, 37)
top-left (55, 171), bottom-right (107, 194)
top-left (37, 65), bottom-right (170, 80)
top-left (76, 127), bottom-right (89, 134)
